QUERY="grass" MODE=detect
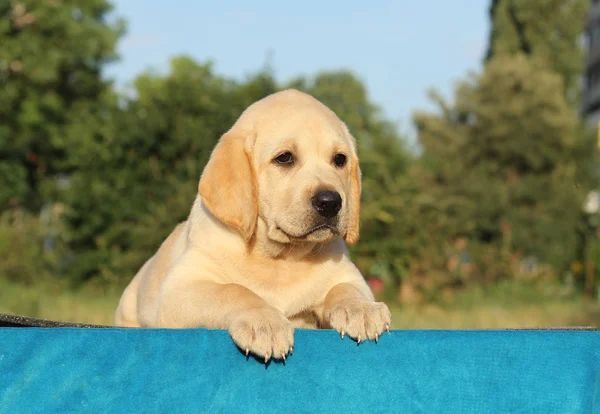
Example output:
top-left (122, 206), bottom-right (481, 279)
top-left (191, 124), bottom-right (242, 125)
top-left (389, 280), bottom-right (600, 329)
top-left (0, 278), bottom-right (121, 326)
top-left (0, 277), bottom-right (598, 329)
top-left (390, 301), bottom-right (599, 329)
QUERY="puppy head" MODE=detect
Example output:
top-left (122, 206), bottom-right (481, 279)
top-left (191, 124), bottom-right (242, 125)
top-left (199, 89), bottom-right (361, 246)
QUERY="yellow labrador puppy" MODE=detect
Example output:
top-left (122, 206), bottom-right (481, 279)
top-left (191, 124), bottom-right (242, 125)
top-left (114, 89), bottom-right (391, 361)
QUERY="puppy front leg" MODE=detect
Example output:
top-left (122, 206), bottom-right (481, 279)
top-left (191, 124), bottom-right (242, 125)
top-left (323, 282), bottom-right (391, 343)
top-left (157, 281), bottom-right (294, 361)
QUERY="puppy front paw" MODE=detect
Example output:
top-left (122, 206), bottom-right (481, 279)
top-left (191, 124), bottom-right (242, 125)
top-left (228, 307), bottom-right (294, 362)
top-left (326, 299), bottom-right (391, 343)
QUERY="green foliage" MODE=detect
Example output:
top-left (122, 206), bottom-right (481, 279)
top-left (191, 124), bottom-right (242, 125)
top-left (0, 208), bottom-right (63, 285)
top-left (413, 53), bottom-right (590, 288)
top-left (0, 0), bottom-right (124, 211)
top-left (485, 0), bottom-right (589, 104)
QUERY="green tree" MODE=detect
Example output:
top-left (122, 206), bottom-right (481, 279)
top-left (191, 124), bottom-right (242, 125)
top-left (0, 0), bottom-right (124, 212)
top-left (413, 54), bottom-right (588, 286)
top-left (485, 0), bottom-right (588, 104)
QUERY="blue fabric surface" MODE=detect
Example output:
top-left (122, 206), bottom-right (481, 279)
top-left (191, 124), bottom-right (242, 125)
top-left (0, 328), bottom-right (599, 413)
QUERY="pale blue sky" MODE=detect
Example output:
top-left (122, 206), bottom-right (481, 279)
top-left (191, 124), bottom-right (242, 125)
top-left (105, 1), bottom-right (489, 139)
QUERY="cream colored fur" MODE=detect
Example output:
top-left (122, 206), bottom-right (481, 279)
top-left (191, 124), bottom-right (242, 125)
top-left (114, 89), bottom-right (391, 361)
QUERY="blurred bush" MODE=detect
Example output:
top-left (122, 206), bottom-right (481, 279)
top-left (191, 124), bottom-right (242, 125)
top-left (0, 208), bottom-right (65, 285)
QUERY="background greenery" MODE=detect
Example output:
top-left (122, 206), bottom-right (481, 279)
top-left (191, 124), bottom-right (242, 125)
top-left (1, 0), bottom-right (599, 328)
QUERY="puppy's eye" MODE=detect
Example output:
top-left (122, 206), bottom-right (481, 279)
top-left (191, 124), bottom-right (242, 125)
top-left (333, 153), bottom-right (347, 168)
top-left (275, 152), bottom-right (294, 165)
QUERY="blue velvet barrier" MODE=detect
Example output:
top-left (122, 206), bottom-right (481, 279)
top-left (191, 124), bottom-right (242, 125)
top-left (0, 328), bottom-right (599, 413)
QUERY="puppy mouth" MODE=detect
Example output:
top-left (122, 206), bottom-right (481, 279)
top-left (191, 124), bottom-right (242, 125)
top-left (276, 223), bottom-right (338, 240)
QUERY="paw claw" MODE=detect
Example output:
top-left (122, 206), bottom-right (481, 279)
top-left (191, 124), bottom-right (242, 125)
top-left (327, 300), bottom-right (392, 347)
top-left (229, 307), bottom-right (294, 364)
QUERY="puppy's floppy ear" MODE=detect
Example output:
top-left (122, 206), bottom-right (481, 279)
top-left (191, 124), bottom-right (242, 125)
top-left (198, 128), bottom-right (257, 242)
top-left (344, 128), bottom-right (361, 245)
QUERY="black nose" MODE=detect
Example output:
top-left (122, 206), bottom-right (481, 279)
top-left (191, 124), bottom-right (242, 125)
top-left (311, 190), bottom-right (342, 218)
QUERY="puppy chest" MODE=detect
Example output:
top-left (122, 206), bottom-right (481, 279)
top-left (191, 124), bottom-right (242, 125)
top-left (235, 263), bottom-right (329, 316)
